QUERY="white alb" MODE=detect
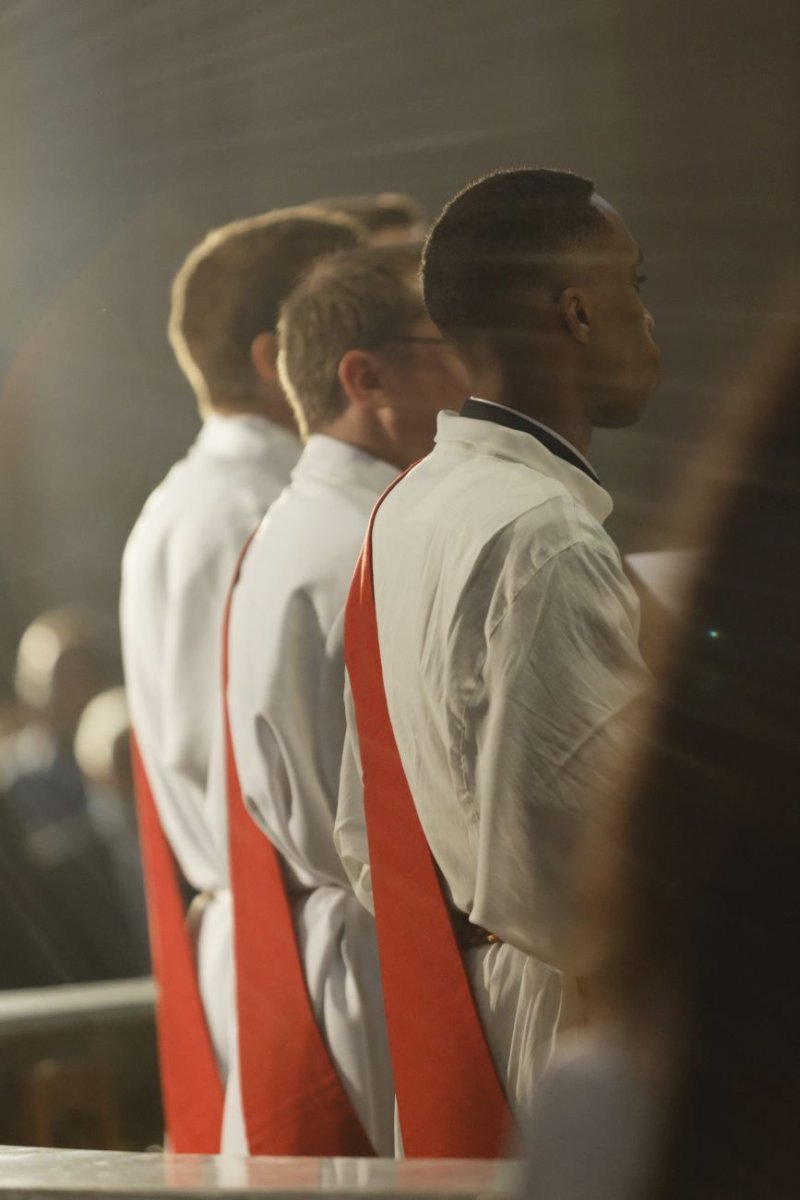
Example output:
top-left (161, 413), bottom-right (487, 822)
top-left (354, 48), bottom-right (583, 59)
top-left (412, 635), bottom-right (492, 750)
top-left (336, 406), bottom-right (648, 1115)
top-left (120, 411), bottom-right (300, 1144)
top-left (222, 434), bottom-right (398, 1154)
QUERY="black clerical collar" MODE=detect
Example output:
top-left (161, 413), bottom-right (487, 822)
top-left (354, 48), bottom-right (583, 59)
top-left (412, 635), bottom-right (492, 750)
top-left (460, 397), bottom-right (600, 485)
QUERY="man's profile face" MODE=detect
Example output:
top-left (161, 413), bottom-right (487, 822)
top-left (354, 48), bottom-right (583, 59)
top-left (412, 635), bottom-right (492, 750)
top-left (578, 196), bottom-right (660, 428)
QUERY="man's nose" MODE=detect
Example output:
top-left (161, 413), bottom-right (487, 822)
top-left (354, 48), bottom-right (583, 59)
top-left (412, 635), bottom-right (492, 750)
top-left (644, 307), bottom-right (656, 336)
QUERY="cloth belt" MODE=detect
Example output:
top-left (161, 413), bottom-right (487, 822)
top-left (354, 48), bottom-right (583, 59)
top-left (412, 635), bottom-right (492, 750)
top-left (130, 734), bottom-right (224, 1152)
top-left (451, 910), bottom-right (504, 949)
top-left (223, 531), bottom-right (375, 1156)
top-left (344, 468), bottom-right (513, 1158)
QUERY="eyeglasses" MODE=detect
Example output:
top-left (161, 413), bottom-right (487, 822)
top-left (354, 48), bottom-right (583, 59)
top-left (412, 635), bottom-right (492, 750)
top-left (365, 334), bottom-right (447, 349)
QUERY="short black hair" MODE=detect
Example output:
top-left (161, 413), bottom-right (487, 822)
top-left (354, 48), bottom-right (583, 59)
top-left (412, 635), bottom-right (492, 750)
top-left (422, 168), bottom-right (609, 351)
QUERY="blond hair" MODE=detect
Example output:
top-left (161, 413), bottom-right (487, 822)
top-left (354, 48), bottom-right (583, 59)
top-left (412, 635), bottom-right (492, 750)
top-left (277, 244), bottom-right (424, 439)
top-left (168, 206), bottom-right (362, 412)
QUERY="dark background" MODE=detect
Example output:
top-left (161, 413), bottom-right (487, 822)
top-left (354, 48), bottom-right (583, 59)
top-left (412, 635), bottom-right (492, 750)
top-left (1, 0), bottom-right (798, 687)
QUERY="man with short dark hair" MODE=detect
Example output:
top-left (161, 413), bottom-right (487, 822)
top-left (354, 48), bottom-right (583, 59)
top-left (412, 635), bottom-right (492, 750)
top-left (218, 244), bottom-right (468, 1154)
top-left (337, 168), bottom-right (658, 1147)
top-left (120, 206), bottom-right (361, 1152)
top-left (422, 168), bottom-right (657, 440)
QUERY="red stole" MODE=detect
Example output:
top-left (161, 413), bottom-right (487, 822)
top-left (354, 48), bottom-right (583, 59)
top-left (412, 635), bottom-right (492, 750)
top-left (130, 733), bottom-right (224, 1152)
top-left (344, 473), bottom-right (512, 1158)
top-left (223, 533), bottom-right (374, 1155)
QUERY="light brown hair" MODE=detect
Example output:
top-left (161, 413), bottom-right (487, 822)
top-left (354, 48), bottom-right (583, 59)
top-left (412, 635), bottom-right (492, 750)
top-left (277, 244), bottom-right (424, 439)
top-left (168, 206), bottom-right (362, 412)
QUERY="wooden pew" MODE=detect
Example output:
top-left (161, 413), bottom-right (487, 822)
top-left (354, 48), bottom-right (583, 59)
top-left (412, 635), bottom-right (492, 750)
top-left (0, 977), bottom-right (161, 1149)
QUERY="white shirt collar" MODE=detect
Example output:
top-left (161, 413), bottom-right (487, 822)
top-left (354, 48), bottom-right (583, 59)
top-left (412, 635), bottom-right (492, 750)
top-left (434, 406), bottom-right (613, 525)
top-left (292, 434), bottom-right (399, 496)
top-left (468, 397), bottom-right (598, 479)
top-left (196, 411), bottom-right (301, 468)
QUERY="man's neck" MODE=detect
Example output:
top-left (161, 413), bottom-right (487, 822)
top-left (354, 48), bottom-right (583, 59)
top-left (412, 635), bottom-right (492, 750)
top-left (321, 411), bottom-right (411, 471)
top-left (468, 367), bottom-right (591, 457)
top-left (501, 395), bottom-right (591, 457)
top-left (207, 397), bottom-right (296, 433)
top-left (463, 398), bottom-right (599, 482)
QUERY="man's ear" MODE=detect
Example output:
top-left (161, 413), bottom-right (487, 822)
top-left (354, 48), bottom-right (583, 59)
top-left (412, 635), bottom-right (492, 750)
top-left (558, 287), bottom-right (592, 344)
top-left (337, 349), bottom-right (387, 409)
top-left (250, 332), bottom-right (279, 385)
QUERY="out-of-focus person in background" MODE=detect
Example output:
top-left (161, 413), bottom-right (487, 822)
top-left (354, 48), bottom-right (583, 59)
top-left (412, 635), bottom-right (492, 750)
top-left (0, 607), bottom-right (138, 984)
top-left (120, 206), bottom-right (362, 1152)
top-left (219, 244), bottom-right (468, 1155)
top-left (337, 168), bottom-right (659, 1156)
top-left (523, 321), bottom-right (800, 1200)
top-left (312, 192), bottom-right (427, 244)
top-left (74, 687), bottom-right (149, 975)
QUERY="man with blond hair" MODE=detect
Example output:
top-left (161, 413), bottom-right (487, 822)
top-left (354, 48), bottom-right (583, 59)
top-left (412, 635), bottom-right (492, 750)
top-left (120, 206), bottom-right (360, 1152)
top-left (218, 244), bottom-right (468, 1153)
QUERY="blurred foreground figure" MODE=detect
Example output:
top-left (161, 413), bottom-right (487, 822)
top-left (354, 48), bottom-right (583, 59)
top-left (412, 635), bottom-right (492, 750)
top-left (338, 168), bottom-right (659, 1155)
top-left (523, 323), bottom-right (800, 1199)
top-left (312, 192), bottom-right (427, 244)
top-left (0, 608), bottom-right (136, 983)
top-left (219, 245), bottom-right (468, 1154)
top-left (120, 207), bottom-right (360, 1152)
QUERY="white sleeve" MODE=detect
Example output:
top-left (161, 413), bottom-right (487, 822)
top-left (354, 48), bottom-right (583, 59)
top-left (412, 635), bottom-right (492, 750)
top-left (121, 540), bottom-right (233, 888)
top-left (160, 557), bottom-right (229, 795)
top-left (334, 667), bottom-right (375, 915)
top-left (523, 1033), bottom-right (655, 1200)
top-left (469, 540), bottom-right (649, 968)
top-left (227, 592), bottom-right (352, 888)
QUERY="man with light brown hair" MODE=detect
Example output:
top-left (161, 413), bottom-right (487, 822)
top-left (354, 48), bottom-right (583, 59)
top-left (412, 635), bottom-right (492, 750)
top-left (219, 243), bottom-right (468, 1154)
top-left (120, 206), bottom-right (361, 1152)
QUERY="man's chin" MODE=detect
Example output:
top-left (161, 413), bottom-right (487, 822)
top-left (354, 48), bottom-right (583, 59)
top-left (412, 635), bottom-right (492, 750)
top-left (592, 394), bottom-right (650, 430)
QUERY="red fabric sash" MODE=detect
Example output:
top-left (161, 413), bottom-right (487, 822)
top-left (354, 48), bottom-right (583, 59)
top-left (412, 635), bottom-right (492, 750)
top-left (223, 533), bottom-right (375, 1156)
top-left (344, 474), bottom-right (513, 1158)
top-left (130, 733), bottom-right (224, 1153)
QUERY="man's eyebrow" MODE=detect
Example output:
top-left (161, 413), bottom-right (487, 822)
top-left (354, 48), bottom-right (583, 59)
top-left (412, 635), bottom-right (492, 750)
top-left (635, 245), bottom-right (644, 267)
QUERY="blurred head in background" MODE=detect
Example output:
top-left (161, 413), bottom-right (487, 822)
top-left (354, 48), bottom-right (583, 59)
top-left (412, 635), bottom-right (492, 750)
top-left (168, 205), bottom-right (363, 426)
top-left (422, 167), bottom-right (659, 451)
top-left (74, 686), bottom-right (132, 805)
top-left (75, 685), bottom-right (149, 973)
top-left (278, 243), bottom-right (469, 468)
top-left (311, 192), bottom-right (427, 245)
top-left (14, 606), bottom-right (114, 749)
